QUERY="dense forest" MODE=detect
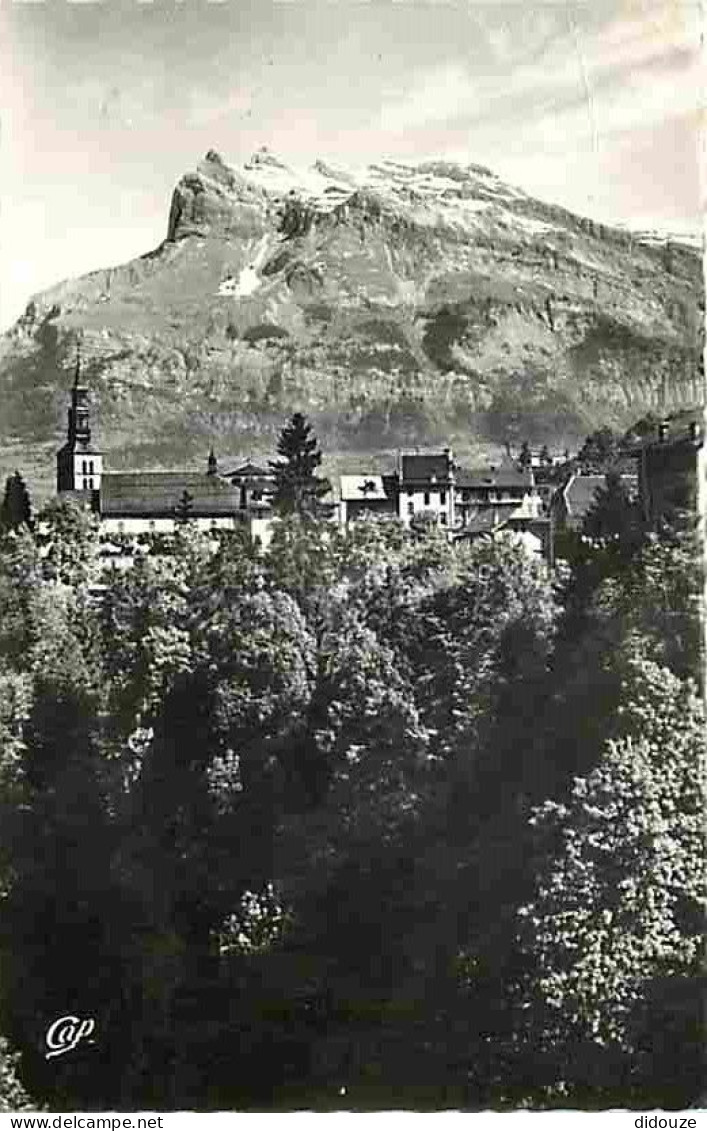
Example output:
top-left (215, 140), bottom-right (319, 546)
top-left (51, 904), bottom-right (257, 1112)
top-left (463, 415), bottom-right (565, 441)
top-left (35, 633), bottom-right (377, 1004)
top-left (0, 453), bottom-right (703, 1110)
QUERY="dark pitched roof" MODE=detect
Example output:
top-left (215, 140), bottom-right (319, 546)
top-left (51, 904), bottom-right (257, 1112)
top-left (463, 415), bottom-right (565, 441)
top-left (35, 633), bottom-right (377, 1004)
top-left (455, 512), bottom-right (509, 537)
top-left (561, 474), bottom-right (604, 518)
top-left (99, 472), bottom-right (242, 518)
top-left (561, 473), bottom-right (638, 519)
top-left (456, 464), bottom-right (533, 490)
top-left (224, 460), bottom-right (274, 480)
top-left (400, 452), bottom-right (452, 483)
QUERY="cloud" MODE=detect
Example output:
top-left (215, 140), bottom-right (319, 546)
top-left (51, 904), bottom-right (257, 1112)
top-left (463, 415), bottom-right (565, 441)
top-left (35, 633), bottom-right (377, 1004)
top-left (378, 64), bottom-right (478, 133)
top-left (375, 1), bottom-right (701, 145)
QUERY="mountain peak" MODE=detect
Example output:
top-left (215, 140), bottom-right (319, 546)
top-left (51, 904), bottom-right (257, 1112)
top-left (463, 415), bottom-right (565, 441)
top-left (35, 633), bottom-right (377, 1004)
top-left (244, 146), bottom-right (292, 173)
top-left (203, 148), bottom-right (229, 166)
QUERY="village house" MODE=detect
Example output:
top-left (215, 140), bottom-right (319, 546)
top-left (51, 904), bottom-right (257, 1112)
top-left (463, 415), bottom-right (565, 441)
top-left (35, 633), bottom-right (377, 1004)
top-left (396, 450), bottom-right (456, 527)
top-left (454, 462), bottom-right (538, 527)
top-left (337, 447), bottom-right (552, 560)
top-left (339, 450), bottom-right (540, 531)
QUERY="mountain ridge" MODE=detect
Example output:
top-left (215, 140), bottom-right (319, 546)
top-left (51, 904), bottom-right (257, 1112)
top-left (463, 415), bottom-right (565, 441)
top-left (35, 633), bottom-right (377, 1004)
top-left (1, 147), bottom-right (703, 498)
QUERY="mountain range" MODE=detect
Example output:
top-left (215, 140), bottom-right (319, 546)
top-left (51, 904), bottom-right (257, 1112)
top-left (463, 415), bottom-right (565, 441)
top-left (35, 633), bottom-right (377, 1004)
top-left (1, 146), bottom-right (703, 498)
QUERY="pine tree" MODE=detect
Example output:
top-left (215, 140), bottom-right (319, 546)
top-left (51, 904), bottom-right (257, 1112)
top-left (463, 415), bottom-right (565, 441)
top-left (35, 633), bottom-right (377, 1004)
top-left (175, 488), bottom-right (194, 525)
top-left (517, 441), bottom-right (532, 471)
top-left (269, 413), bottom-right (331, 517)
top-left (582, 469), bottom-right (641, 552)
top-left (0, 472), bottom-right (32, 532)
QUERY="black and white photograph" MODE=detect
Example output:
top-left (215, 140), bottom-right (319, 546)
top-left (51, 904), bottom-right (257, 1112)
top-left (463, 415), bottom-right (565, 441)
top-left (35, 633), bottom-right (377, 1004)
top-left (0, 0), bottom-right (704, 1114)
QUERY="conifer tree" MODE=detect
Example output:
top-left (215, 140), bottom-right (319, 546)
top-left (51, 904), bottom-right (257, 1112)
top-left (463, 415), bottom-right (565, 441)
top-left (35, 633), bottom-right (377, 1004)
top-left (175, 489), bottom-right (194, 525)
top-left (269, 413), bottom-right (331, 517)
top-left (0, 472), bottom-right (32, 532)
top-left (582, 469), bottom-right (642, 552)
top-left (517, 441), bottom-right (532, 471)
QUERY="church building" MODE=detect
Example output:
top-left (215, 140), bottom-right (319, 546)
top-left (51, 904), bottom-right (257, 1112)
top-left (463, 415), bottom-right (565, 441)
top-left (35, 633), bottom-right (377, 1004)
top-left (56, 367), bottom-right (276, 546)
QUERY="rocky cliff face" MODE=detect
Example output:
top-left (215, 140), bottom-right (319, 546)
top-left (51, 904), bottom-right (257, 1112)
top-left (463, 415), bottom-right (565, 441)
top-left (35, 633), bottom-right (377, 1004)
top-left (1, 147), bottom-right (703, 493)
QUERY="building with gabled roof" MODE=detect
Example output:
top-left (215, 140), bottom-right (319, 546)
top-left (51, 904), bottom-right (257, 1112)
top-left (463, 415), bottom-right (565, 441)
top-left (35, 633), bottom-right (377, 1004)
top-left (99, 472), bottom-right (243, 528)
top-left (396, 448), bottom-right (455, 527)
top-left (339, 474), bottom-right (397, 523)
top-left (454, 461), bottom-right (536, 527)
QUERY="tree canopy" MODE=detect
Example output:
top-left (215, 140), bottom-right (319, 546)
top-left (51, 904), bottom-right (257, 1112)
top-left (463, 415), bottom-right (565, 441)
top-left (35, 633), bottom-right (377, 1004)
top-left (0, 486), bottom-right (701, 1110)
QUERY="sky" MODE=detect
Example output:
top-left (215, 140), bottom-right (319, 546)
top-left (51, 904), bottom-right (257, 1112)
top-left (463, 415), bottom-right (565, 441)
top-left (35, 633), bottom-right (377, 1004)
top-left (0, 0), bottom-right (704, 330)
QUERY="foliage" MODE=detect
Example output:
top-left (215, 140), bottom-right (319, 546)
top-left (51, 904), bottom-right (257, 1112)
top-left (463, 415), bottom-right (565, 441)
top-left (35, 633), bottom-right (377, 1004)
top-left (513, 649), bottom-right (705, 1104)
top-left (0, 529), bottom-right (43, 668)
top-left (214, 883), bottom-right (295, 956)
top-left (576, 427), bottom-right (622, 472)
top-left (35, 496), bottom-right (100, 587)
top-left (0, 1036), bottom-right (37, 1112)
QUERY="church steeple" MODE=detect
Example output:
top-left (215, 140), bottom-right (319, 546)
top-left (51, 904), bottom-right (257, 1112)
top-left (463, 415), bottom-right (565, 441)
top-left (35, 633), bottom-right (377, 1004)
top-left (67, 343), bottom-right (92, 447)
top-left (56, 344), bottom-right (103, 495)
top-left (207, 448), bottom-right (218, 476)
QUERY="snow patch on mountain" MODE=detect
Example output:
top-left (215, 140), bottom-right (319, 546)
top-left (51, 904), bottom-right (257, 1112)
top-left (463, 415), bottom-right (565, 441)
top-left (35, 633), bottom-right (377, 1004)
top-left (218, 234), bottom-right (271, 298)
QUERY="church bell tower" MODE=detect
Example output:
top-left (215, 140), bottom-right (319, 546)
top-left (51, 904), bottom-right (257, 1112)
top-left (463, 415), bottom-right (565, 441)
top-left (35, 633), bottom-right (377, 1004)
top-left (56, 346), bottom-right (103, 494)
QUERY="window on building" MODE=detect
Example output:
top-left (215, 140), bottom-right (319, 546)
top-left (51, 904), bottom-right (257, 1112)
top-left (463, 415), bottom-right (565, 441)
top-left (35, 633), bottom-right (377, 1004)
top-left (82, 460), bottom-right (88, 475)
top-left (440, 513), bottom-right (447, 525)
top-left (407, 501), bottom-right (414, 516)
top-left (440, 491), bottom-right (446, 506)
top-left (88, 479), bottom-right (94, 490)
top-left (82, 478), bottom-right (88, 490)
top-left (89, 460), bottom-right (94, 474)
top-left (424, 491), bottom-right (431, 506)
